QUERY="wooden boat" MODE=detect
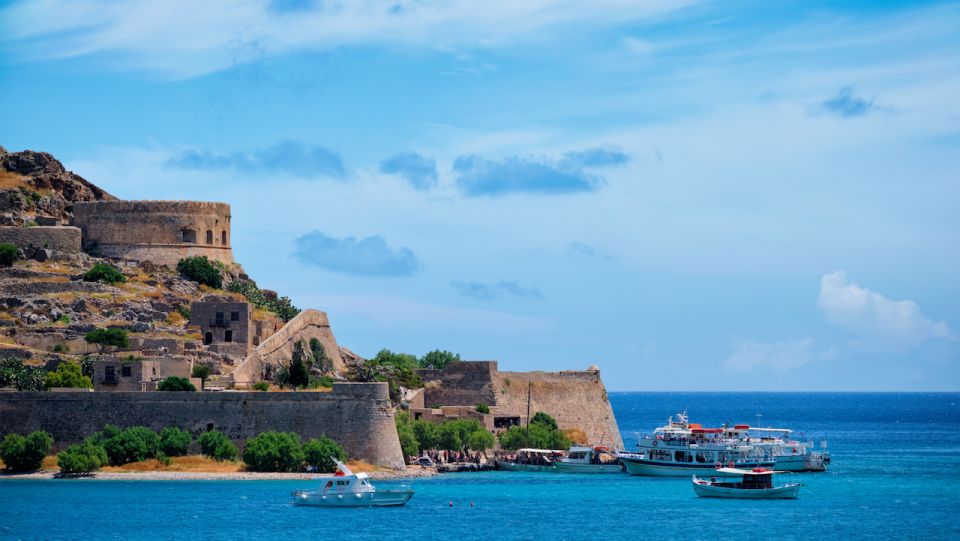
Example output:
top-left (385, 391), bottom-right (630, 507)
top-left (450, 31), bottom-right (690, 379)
top-left (495, 448), bottom-right (562, 472)
top-left (292, 461), bottom-right (414, 507)
top-left (692, 467), bottom-right (800, 499)
top-left (552, 445), bottom-right (624, 474)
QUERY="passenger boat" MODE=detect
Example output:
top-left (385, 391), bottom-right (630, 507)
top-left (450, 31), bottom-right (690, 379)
top-left (722, 424), bottom-right (829, 472)
top-left (292, 461), bottom-right (414, 507)
top-left (495, 448), bottom-right (562, 472)
top-left (552, 446), bottom-right (624, 474)
top-left (692, 467), bottom-right (801, 499)
top-left (618, 413), bottom-right (775, 477)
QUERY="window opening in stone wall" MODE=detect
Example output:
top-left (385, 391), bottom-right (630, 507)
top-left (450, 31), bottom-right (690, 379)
top-left (104, 366), bottom-right (116, 383)
top-left (204, 332), bottom-right (213, 345)
top-left (121, 366), bottom-right (132, 377)
top-left (221, 231), bottom-right (227, 245)
top-left (224, 330), bottom-right (233, 342)
top-left (181, 229), bottom-right (197, 243)
top-left (253, 336), bottom-right (260, 346)
top-left (231, 311), bottom-right (239, 321)
top-left (206, 230), bottom-right (213, 244)
top-left (215, 312), bottom-right (224, 324)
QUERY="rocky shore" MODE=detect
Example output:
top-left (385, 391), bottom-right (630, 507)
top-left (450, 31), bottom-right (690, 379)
top-left (1, 465), bottom-right (438, 481)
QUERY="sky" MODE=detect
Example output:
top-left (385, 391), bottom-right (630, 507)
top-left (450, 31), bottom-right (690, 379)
top-left (1, 0), bottom-right (958, 391)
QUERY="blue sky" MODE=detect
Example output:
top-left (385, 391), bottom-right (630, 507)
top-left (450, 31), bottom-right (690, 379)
top-left (1, 0), bottom-right (958, 390)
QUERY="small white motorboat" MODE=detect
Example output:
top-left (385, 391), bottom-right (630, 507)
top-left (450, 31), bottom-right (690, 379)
top-left (292, 460), bottom-right (414, 507)
top-left (692, 467), bottom-right (801, 499)
top-left (552, 446), bottom-right (624, 474)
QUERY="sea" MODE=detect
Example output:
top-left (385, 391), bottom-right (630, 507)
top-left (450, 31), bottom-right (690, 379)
top-left (1, 392), bottom-right (958, 541)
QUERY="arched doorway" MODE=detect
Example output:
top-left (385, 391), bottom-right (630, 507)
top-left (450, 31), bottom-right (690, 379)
top-left (206, 230), bottom-right (213, 244)
top-left (221, 231), bottom-right (227, 245)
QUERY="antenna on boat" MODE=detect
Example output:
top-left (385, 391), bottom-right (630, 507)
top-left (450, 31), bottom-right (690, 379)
top-left (524, 381), bottom-right (532, 448)
top-left (755, 410), bottom-right (762, 428)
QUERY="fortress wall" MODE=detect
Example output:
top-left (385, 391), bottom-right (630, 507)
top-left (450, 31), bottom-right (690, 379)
top-left (418, 361), bottom-right (498, 408)
top-left (493, 369), bottom-right (623, 449)
top-left (0, 226), bottom-right (81, 253)
top-left (232, 309), bottom-right (347, 386)
top-left (71, 200), bottom-right (233, 267)
top-left (0, 382), bottom-right (404, 468)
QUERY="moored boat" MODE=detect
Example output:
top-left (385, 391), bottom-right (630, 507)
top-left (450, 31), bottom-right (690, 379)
top-left (692, 467), bottom-right (801, 499)
top-left (552, 446), bottom-right (624, 474)
top-left (495, 448), bottom-right (562, 472)
top-left (292, 461), bottom-right (414, 507)
top-left (722, 425), bottom-right (829, 472)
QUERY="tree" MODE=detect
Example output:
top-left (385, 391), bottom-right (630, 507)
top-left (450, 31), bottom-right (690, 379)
top-left (198, 431), bottom-right (237, 461)
top-left (84, 328), bottom-right (129, 353)
top-left (81, 263), bottom-right (126, 284)
top-left (242, 432), bottom-right (305, 472)
top-left (0, 243), bottom-right (20, 267)
top-left (0, 431), bottom-right (53, 471)
top-left (157, 376), bottom-right (196, 391)
top-left (0, 357), bottom-right (45, 391)
top-left (531, 411), bottom-right (559, 431)
top-left (395, 415), bottom-right (419, 461)
top-left (467, 430), bottom-right (495, 452)
top-left (191, 364), bottom-right (212, 383)
top-left (176, 256), bottom-right (222, 289)
top-left (226, 280), bottom-right (301, 322)
top-left (308, 338), bottom-right (331, 373)
top-left (43, 360), bottom-right (92, 390)
top-left (287, 342), bottom-right (310, 388)
top-left (99, 426), bottom-right (160, 466)
top-left (57, 442), bottom-right (108, 475)
top-left (159, 427), bottom-right (192, 457)
top-left (412, 419), bottom-right (439, 452)
top-left (419, 349), bottom-right (461, 370)
top-left (437, 423), bottom-right (463, 451)
top-left (302, 436), bottom-right (346, 473)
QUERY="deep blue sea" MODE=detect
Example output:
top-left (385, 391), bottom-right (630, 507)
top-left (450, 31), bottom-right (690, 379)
top-left (2, 393), bottom-right (959, 540)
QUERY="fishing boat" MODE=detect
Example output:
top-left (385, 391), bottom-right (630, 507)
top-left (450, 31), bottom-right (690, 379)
top-left (495, 448), bottom-right (562, 472)
top-left (292, 461), bottom-right (414, 507)
top-left (618, 412), bottom-right (775, 477)
top-left (692, 467), bottom-right (801, 499)
top-left (552, 445), bottom-right (624, 474)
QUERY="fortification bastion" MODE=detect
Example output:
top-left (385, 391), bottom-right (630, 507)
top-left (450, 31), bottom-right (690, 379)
top-left (70, 200), bottom-right (234, 267)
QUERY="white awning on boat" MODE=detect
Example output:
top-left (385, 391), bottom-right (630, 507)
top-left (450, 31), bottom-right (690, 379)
top-left (713, 467), bottom-right (787, 475)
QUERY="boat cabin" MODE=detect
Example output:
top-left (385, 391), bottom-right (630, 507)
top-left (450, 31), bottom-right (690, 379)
top-left (706, 467), bottom-right (783, 489)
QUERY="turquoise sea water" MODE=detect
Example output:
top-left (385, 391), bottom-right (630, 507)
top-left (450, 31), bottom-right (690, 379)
top-left (2, 392), bottom-right (959, 540)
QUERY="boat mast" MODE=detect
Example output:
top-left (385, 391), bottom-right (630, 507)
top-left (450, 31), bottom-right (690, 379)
top-left (525, 381), bottom-right (532, 448)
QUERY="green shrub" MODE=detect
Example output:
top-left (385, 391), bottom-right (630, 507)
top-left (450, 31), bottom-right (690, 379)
top-left (0, 431), bottom-right (53, 471)
top-left (302, 436), bottom-right (346, 473)
top-left (43, 360), bottom-right (92, 390)
top-left (252, 381), bottom-right (269, 392)
top-left (476, 403), bottom-right (490, 414)
top-left (176, 256), bottom-right (222, 289)
top-left (418, 349), bottom-right (461, 369)
top-left (84, 328), bottom-right (129, 352)
top-left (100, 426), bottom-right (161, 466)
top-left (56, 314), bottom-right (71, 325)
top-left (226, 280), bottom-right (300, 322)
top-left (82, 263), bottom-right (126, 284)
top-left (531, 411), bottom-right (559, 430)
top-left (53, 343), bottom-right (69, 353)
top-left (198, 430), bottom-right (236, 461)
top-left (0, 243), bottom-right (20, 266)
top-left (308, 338), bottom-right (330, 372)
top-left (157, 376), bottom-right (195, 392)
top-left (308, 375), bottom-right (334, 389)
top-left (159, 427), bottom-right (192, 457)
top-left (175, 304), bottom-right (191, 319)
top-left (57, 442), bottom-right (108, 475)
top-left (0, 357), bottom-right (45, 391)
top-left (191, 364), bottom-right (212, 382)
top-left (287, 342), bottom-right (310, 388)
top-left (242, 431), bottom-right (305, 472)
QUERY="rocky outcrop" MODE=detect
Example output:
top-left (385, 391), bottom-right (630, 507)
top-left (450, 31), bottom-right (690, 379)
top-left (0, 146), bottom-right (114, 226)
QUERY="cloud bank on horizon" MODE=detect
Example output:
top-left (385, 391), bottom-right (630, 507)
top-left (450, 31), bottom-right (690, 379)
top-left (1, 0), bottom-right (958, 390)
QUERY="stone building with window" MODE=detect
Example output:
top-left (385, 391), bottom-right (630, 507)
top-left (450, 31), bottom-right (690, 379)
top-left (92, 356), bottom-right (195, 392)
top-left (188, 296), bottom-right (271, 359)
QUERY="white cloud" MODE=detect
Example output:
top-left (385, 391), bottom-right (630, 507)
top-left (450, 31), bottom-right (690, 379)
top-left (818, 271), bottom-right (953, 352)
top-left (724, 338), bottom-right (837, 373)
top-left (0, 0), bottom-right (694, 78)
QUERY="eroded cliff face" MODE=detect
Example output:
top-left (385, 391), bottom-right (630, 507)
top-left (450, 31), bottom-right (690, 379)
top-left (0, 146), bottom-right (115, 226)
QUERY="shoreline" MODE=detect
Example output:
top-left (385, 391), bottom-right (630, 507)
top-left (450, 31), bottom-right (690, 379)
top-left (0, 466), bottom-right (439, 481)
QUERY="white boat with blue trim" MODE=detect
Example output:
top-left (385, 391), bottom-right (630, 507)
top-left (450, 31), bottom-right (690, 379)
top-left (692, 467), bottom-right (801, 499)
top-left (292, 461), bottom-right (414, 507)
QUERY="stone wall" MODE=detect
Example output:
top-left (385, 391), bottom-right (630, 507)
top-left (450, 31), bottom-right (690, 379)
top-left (232, 309), bottom-right (347, 386)
top-left (417, 361), bottom-right (623, 450)
top-left (0, 226), bottom-right (81, 253)
top-left (71, 200), bottom-right (233, 267)
top-left (0, 382), bottom-right (404, 467)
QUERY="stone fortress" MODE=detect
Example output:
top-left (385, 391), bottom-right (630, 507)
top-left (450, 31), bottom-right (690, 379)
top-left (0, 147), bottom-right (622, 468)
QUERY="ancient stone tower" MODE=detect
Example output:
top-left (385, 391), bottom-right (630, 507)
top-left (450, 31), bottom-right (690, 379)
top-left (70, 200), bottom-right (234, 267)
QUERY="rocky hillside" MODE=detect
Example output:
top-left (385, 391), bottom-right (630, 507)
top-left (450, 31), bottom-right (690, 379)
top-left (0, 146), bottom-right (114, 226)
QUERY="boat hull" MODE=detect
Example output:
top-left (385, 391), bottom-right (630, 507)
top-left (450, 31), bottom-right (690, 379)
top-left (692, 480), bottom-right (800, 499)
top-left (495, 460), bottom-right (555, 472)
top-left (552, 462), bottom-right (624, 474)
top-left (292, 490), bottom-right (414, 507)
top-left (622, 458), bottom-right (775, 477)
top-left (772, 454), bottom-right (826, 472)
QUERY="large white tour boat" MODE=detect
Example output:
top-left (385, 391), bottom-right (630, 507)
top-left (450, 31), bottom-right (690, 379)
top-left (721, 424), bottom-right (829, 472)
